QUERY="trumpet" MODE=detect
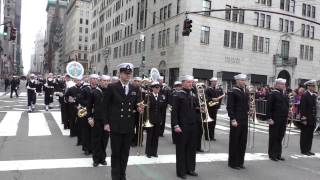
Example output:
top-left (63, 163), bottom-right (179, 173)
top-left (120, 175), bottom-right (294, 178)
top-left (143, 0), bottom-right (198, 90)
top-left (195, 83), bottom-right (214, 152)
top-left (77, 106), bottom-right (87, 118)
top-left (208, 94), bottom-right (225, 107)
top-left (247, 87), bottom-right (256, 150)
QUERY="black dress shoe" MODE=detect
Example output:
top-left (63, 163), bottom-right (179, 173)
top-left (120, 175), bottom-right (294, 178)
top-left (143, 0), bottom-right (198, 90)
top-left (302, 152), bottom-right (311, 156)
top-left (211, 138), bottom-right (217, 141)
top-left (187, 171), bottom-right (198, 176)
top-left (277, 157), bottom-right (285, 161)
top-left (197, 149), bottom-right (204, 153)
top-left (270, 157), bottom-right (278, 161)
top-left (84, 151), bottom-right (90, 155)
top-left (100, 161), bottom-right (107, 165)
top-left (153, 154), bottom-right (158, 157)
top-left (147, 155), bottom-right (152, 158)
top-left (308, 152), bottom-right (315, 155)
top-left (177, 175), bottom-right (186, 179)
top-left (239, 165), bottom-right (246, 169)
top-left (93, 162), bottom-right (99, 167)
top-left (229, 166), bottom-right (241, 170)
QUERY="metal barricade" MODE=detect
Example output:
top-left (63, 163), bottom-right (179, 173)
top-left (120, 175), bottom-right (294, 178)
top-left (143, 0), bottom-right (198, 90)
top-left (255, 99), bottom-right (267, 116)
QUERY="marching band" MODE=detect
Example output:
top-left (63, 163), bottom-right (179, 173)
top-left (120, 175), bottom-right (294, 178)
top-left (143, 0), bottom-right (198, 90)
top-left (18, 61), bottom-right (319, 180)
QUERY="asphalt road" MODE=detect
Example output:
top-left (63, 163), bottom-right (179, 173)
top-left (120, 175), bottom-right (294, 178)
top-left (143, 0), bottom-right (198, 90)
top-left (0, 83), bottom-right (319, 180)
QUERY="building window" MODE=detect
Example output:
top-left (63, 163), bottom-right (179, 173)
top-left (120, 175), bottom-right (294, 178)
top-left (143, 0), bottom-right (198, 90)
top-left (162, 30), bottom-right (166, 47)
top-left (279, 18), bottom-right (283, 31)
top-left (135, 40), bottom-right (138, 54)
top-left (225, 5), bottom-right (231, 20)
top-left (258, 37), bottom-right (264, 52)
top-left (260, 14), bottom-right (265, 28)
top-left (290, 21), bottom-right (294, 32)
top-left (310, 26), bottom-right (315, 39)
top-left (312, 6), bottom-right (316, 18)
top-left (238, 33), bottom-right (243, 49)
top-left (164, 6), bottom-right (167, 20)
top-left (79, 36), bottom-right (82, 42)
top-left (175, 25), bottom-right (179, 44)
top-left (302, 3), bottom-right (306, 16)
top-left (85, 28), bottom-right (89, 34)
top-left (284, 19), bottom-right (289, 32)
top-left (232, 8), bottom-right (238, 22)
top-left (310, 46), bottom-right (314, 60)
top-left (265, 38), bottom-right (270, 53)
top-left (239, 10), bottom-right (245, 24)
top-left (79, 27), bottom-right (83, 33)
top-left (266, 15), bottom-right (271, 29)
top-left (200, 26), bottom-right (210, 44)
top-left (281, 40), bottom-right (290, 57)
top-left (153, 12), bottom-right (156, 24)
top-left (160, 8), bottom-right (163, 21)
top-left (166, 28), bottom-right (170, 46)
top-left (203, 0), bottom-right (211, 16)
top-left (300, 45), bottom-right (304, 59)
top-left (86, 19), bottom-right (89, 25)
top-left (224, 30), bottom-right (230, 47)
top-left (80, 18), bottom-right (83, 24)
top-left (151, 34), bottom-right (155, 50)
top-left (168, 3), bottom-right (172, 18)
top-left (252, 35), bottom-right (258, 51)
top-left (177, 0), bottom-right (181, 14)
top-left (231, 31), bottom-right (237, 48)
top-left (254, 12), bottom-right (259, 26)
top-left (158, 31), bottom-right (162, 48)
top-left (301, 24), bottom-right (305, 37)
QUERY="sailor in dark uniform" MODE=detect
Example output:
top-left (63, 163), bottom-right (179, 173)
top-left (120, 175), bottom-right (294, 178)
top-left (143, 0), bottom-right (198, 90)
top-left (158, 76), bottom-right (170, 137)
top-left (172, 75), bottom-right (199, 179)
top-left (300, 80), bottom-right (317, 156)
top-left (65, 76), bottom-right (83, 138)
top-left (62, 74), bottom-right (74, 129)
top-left (145, 81), bottom-right (165, 158)
top-left (10, 76), bottom-right (19, 98)
top-left (170, 81), bottom-right (182, 144)
top-left (103, 63), bottom-right (143, 180)
top-left (131, 77), bottom-right (143, 147)
top-left (26, 74), bottom-right (37, 112)
top-left (54, 75), bottom-right (66, 124)
top-left (44, 73), bottom-right (55, 111)
top-left (86, 74), bottom-right (106, 166)
top-left (205, 77), bottom-right (224, 141)
top-left (266, 78), bottom-right (289, 161)
top-left (226, 74), bottom-right (249, 170)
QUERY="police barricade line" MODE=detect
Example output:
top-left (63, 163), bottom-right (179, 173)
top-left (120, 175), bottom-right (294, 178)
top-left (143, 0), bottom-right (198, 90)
top-left (217, 114), bottom-right (300, 134)
top-left (0, 111), bottom-right (23, 136)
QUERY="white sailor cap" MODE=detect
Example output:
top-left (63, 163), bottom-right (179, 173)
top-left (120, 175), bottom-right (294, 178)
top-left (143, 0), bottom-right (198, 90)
top-left (101, 75), bottom-right (111, 81)
top-left (174, 81), bottom-right (182, 85)
top-left (30, 73), bottom-right (35, 77)
top-left (74, 75), bottom-right (83, 80)
top-left (158, 76), bottom-right (164, 80)
top-left (117, 63), bottom-right (133, 73)
top-left (234, 74), bottom-right (247, 80)
top-left (89, 74), bottom-right (100, 79)
top-left (111, 76), bottom-right (119, 81)
top-left (180, 75), bottom-right (194, 81)
top-left (210, 77), bottom-right (218, 81)
top-left (48, 73), bottom-right (53, 76)
top-left (133, 77), bottom-right (142, 81)
top-left (150, 81), bottom-right (161, 87)
top-left (275, 78), bottom-right (286, 84)
top-left (304, 79), bottom-right (317, 86)
top-left (194, 79), bottom-right (199, 83)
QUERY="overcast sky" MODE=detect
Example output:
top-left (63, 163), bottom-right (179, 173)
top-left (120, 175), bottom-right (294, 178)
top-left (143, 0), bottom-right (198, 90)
top-left (21, 0), bottom-right (47, 75)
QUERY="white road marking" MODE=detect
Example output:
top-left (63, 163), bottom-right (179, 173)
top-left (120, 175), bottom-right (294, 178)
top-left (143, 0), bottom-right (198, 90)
top-left (0, 153), bottom-right (319, 171)
top-left (28, 113), bottom-right (51, 136)
top-left (0, 111), bottom-right (23, 136)
top-left (50, 112), bottom-right (70, 136)
top-left (0, 92), bottom-right (5, 96)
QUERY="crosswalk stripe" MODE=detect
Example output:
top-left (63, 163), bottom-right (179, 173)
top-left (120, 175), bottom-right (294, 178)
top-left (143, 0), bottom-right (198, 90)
top-left (50, 112), bottom-right (70, 136)
top-left (0, 111), bottom-right (23, 136)
top-left (5, 92), bottom-right (27, 97)
top-left (0, 152), bottom-right (319, 171)
top-left (28, 113), bottom-right (51, 136)
top-left (0, 92), bottom-right (5, 96)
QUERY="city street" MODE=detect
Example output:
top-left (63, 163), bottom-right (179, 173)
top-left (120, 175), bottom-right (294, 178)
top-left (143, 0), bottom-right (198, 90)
top-left (0, 86), bottom-right (319, 180)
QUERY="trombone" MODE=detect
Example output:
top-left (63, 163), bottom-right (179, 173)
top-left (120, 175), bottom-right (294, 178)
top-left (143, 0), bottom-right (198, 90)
top-left (195, 83), bottom-right (214, 152)
top-left (136, 68), bottom-right (160, 155)
top-left (248, 88), bottom-right (256, 150)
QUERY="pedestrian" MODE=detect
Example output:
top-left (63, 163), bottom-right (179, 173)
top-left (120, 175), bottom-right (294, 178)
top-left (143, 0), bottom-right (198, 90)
top-left (171, 75), bottom-right (199, 179)
top-left (26, 74), bottom-right (37, 112)
top-left (43, 73), bottom-right (55, 111)
top-left (226, 74), bottom-right (249, 170)
top-left (266, 78), bottom-right (289, 161)
top-left (300, 80), bottom-right (317, 156)
top-left (103, 63), bottom-right (143, 180)
top-left (10, 76), bottom-right (19, 98)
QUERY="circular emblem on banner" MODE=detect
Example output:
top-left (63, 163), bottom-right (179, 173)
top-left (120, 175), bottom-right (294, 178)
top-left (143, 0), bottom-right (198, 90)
top-left (66, 61), bottom-right (84, 79)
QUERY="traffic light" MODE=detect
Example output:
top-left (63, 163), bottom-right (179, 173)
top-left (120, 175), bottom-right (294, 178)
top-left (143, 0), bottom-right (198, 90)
top-left (182, 18), bottom-right (193, 36)
top-left (10, 27), bottom-right (17, 41)
top-left (3, 25), bottom-right (8, 36)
